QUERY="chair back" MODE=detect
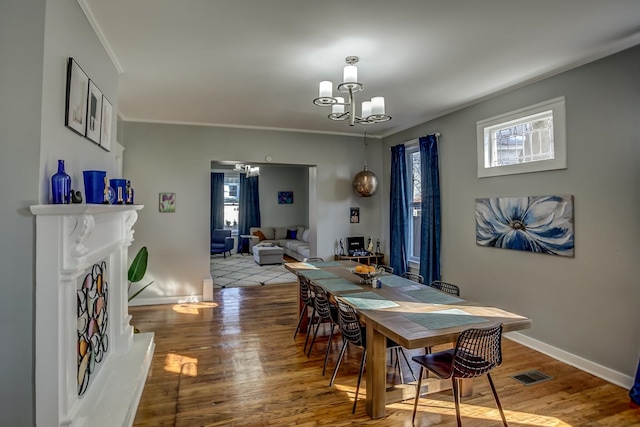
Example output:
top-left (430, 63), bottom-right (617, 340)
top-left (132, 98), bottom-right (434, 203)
top-left (211, 229), bottom-right (231, 243)
top-left (378, 265), bottom-right (394, 274)
top-left (452, 324), bottom-right (503, 379)
top-left (401, 272), bottom-right (424, 284)
top-left (428, 280), bottom-right (460, 296)
top-left (304, 257), bottom-right (324, 262)
top-left (309, 282), bottom-right (338, 324)
top-left (299, 276), bottom-right (313, 307)
top-left (336, 299), bottom-right (364, 347)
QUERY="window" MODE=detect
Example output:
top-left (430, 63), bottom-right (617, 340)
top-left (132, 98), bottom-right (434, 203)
top-left (224, 174), bottom-right (239, 232)
top-left (406, 142), bottom-right (421, 264)
top-left (477, 97), bottom-right (566, 178)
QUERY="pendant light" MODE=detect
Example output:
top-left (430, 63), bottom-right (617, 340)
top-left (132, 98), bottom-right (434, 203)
top-left (352, 132), bottom-right (379, 197)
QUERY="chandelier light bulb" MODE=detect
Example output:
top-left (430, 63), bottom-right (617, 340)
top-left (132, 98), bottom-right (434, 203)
top-left (332, 97), bottom-right (345, 114)
top-left (343, 65), bottom-right (358, 83)
top-left (362, 100), bottom-right (372, 118)
top-left (319, 81), bottom-right (333, 98)
top-left (371, 97), bottom-right (385, 115)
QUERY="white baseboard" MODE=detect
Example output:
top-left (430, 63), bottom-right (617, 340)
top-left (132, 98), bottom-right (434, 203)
top-left (128, 294), bottom-right (203, 306)
top-left (505, 331), bottom-right (634, 389)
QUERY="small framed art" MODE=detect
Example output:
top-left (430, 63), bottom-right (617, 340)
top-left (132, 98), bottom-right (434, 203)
top-left (159, 193), bottom-right (176, 213)
top-left (350, 207), bottom-right (360, 223)
top-left (86, 80), bottom-right (103, 144)
top-left (278, 191), bottom-right (293, 204)
top-left (65, 58), bottom-right (89, 136)
top-left (100, 96), bottom-right (113, 151)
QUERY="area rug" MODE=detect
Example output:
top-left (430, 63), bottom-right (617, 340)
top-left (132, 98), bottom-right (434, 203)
top-left (210, 254), bottom-right (297, 288)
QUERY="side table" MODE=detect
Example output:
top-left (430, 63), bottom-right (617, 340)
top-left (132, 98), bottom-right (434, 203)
top-left (239, 235), bottom-right (253, 255)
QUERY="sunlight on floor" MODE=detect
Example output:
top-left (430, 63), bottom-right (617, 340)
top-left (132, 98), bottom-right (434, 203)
top-left (164, 353), bottom-right (198, 376)
top-left (172, 302), bottom-right (219, 315)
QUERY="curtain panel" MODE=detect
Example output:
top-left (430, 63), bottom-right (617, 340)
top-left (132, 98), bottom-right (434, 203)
top-left (418, 135), bottom-right (441, 284)
top-left (389, 144), bottom-right (409, 275)
top-left (237, 174), bottom-right (261, 251)
top-left (210, 173), bottom-right (225, 232)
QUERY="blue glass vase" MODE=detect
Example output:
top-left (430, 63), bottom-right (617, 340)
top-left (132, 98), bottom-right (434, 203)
top-left (51, 160), bottom-right (71, 204)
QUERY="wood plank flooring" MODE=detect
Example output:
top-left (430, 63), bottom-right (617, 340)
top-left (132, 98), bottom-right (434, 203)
top-left (130, 282), bottom-right (640, 426)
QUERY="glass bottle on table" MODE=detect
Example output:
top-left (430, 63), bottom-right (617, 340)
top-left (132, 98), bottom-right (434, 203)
top-left (51, 160), bottom-right (71, 204)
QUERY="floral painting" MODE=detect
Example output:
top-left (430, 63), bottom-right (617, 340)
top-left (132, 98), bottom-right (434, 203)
top-left (475, 195), bottom-right (574, 257)
top-left (159, 193), bottom-right (176, 213)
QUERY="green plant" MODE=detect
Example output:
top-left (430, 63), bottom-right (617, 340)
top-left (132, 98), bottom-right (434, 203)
top-left (128, 246), bottom-right (154, 301)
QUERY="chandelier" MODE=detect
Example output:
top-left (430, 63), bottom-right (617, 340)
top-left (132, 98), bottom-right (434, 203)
top-left (313, 56), bottom-right (391, 126)
top-left (234, 163), bottom-right (260, 177)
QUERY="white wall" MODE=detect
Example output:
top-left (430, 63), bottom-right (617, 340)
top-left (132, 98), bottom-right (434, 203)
top-left (382, 45), bottom-right (640, 380)
top-left (256, 165), bottom-right (309, 227)
top-left (122, 123), bottom-right (383, 302)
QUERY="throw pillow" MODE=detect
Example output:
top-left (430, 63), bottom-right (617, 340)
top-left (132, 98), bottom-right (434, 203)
top-left (297, 226), bottom-right (305, 240)
top-left (253, 230), bottom-right (266, 241)
top-left (302, 229), bottom-right (310, 243)
top-left (286, 229), bottom-right (297, 240)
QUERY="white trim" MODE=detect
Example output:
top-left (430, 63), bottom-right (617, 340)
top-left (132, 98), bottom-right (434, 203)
top-left (477, 97), bottom-right (566, 178)
top-left (129, 295), bottom-right (204, 306)
top-left (505, 332), bottom-right (634, 389)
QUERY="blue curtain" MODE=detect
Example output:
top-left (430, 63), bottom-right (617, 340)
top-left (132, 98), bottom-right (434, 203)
top-left (419, 135), bottom-right (441, 284)
top-left (237, 173), bottom-right (261, 251)
top-left (210, 173), bottom-right (225, 232)
top-left (389, 144), bottom-right (409, 276)
top-left (631, 357), bottom-right (640, 405)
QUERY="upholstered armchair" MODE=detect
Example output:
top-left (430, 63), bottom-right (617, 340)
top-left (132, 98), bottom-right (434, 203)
top-left (211, 229), bottom-right (234, 258)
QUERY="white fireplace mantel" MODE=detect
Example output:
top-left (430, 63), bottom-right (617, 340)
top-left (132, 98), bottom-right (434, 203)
top-left (30, 204), bottom-right (155, 427)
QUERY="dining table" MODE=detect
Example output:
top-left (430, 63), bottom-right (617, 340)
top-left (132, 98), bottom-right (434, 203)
top-left (285, 259), bottom-right (532, 419)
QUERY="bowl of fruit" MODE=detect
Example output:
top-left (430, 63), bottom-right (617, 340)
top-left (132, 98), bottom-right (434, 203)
top-left (350, 264), bottom-right (384, 281)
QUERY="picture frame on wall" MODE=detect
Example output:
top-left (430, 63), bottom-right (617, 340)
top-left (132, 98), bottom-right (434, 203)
top-left (278, 191), bottom-right (293, 204)
top-left (350, 207), bottom-right (360, 223)
top-left (100, 95), bottom-right (113, 151)
top-left (65, 58), bottom-right (89, 136)
top-left (85, 80), bottom-right (103, 144)
top-left (159, 193), bottom-right (176, 213)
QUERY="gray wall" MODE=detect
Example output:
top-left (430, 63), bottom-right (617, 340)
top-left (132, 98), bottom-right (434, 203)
top-left (122, 122), bottom-right (383, 301)
top-left (258, 165), bottom-right (309, 227)
top-left (0, 2), bottom-right (45, 425)
top-left (382, 45), bottom-right (640, 379)
top-left (0, 1), bottom-right (120, 424)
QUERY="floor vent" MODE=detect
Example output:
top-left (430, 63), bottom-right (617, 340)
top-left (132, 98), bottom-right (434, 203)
top-left (511, 369), bottom-right (553, 386)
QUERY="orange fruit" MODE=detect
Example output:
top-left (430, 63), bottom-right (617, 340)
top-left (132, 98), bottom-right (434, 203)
top-left (368, 265), bottom-right (376, 273)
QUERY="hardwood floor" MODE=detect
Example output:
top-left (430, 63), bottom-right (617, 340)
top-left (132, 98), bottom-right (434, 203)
top-left (130, 283), bottom-right (640, 426)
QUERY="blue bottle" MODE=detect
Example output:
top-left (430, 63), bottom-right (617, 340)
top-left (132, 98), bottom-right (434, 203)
top-left (51, 160), bottom-right (71, 204)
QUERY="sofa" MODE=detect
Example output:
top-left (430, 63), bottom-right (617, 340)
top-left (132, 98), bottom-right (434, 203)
top-left (211, 229), bottom-right (234, 258)
top-left (248, 225), bottom-right (310, 261)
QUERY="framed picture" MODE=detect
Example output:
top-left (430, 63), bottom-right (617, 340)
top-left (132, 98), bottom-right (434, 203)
top-left (278, 191), bottom-right (293, 204)
top-left (159, 193), bottom-right (176, 213)
top-left (85, 80), bottom-right (103, 144)
top-left (65, 58), bottom-right (89, 136)
top-left (475, 194), bottom-right (574, 257)
top-left (100, 96), bottom-right (113, 151)
top-left (350, 207), bottom-right (360, 223)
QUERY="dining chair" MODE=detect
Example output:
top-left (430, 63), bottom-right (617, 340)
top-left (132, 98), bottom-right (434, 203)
top-left (306, 282), bottom-right (340, 375)
top-left (330, 299), bottom-right (416, 413)
top-left (411, 323), bottom-right (508, 426)
top-left (293, 276), bottom-right (315, 343)
top-left (303, 257), bottom-right (325, 262)
top-left (377, 264), bottom-right (394, 274)
top-left (427, 280), bottom-right (460, 296)
top-left (401, 271), bottom-right (424, 284)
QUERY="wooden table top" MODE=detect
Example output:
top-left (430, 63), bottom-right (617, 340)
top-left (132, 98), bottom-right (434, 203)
top-left (285, 260), bottom-right (532, 349)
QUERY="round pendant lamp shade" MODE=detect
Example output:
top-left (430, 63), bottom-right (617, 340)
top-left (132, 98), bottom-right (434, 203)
top-left (353, 165), bottom-right (379, 197)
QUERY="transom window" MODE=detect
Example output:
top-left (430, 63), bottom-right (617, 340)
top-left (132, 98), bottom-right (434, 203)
top-left (477, 97), bottom-right (566, 178)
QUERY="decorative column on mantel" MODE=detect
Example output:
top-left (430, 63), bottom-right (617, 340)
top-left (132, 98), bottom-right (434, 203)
top-left (30, 204), bottom-right (155, 427)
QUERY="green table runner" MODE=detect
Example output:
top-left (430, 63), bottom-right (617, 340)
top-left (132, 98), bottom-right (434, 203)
top-left (341, 292), bottom-right (400, 310)
top-left (404, 288), bottom-right (464, 305)
top-left (303, 261), bottom-right (342, 268)
top-left (406, 308), bottom-right (487, 330)
top-left (379, 275), bottom-right (416, 288)
top-left (314, 278), bottom-right (362, 292)
top-left (299, 269), bottom-right (338, 280)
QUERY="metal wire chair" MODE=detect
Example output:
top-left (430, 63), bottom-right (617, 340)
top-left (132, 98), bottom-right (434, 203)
top-left (293, 276), bottom-right (314, 343)
top-left (427, 280), bottom-right (460, 296)
top-left (303, 257), bottom-right (325, 262)
top-left (330, 299), bottom-right (416, 413)
top-left (377, 264), bottom-right (394, 274)
top-left (306, 282), bottom-right (340, 375)
top-left (401, 271), bottom-right (424, 284)
top-left (411, 324), bottom-right (507, 426)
